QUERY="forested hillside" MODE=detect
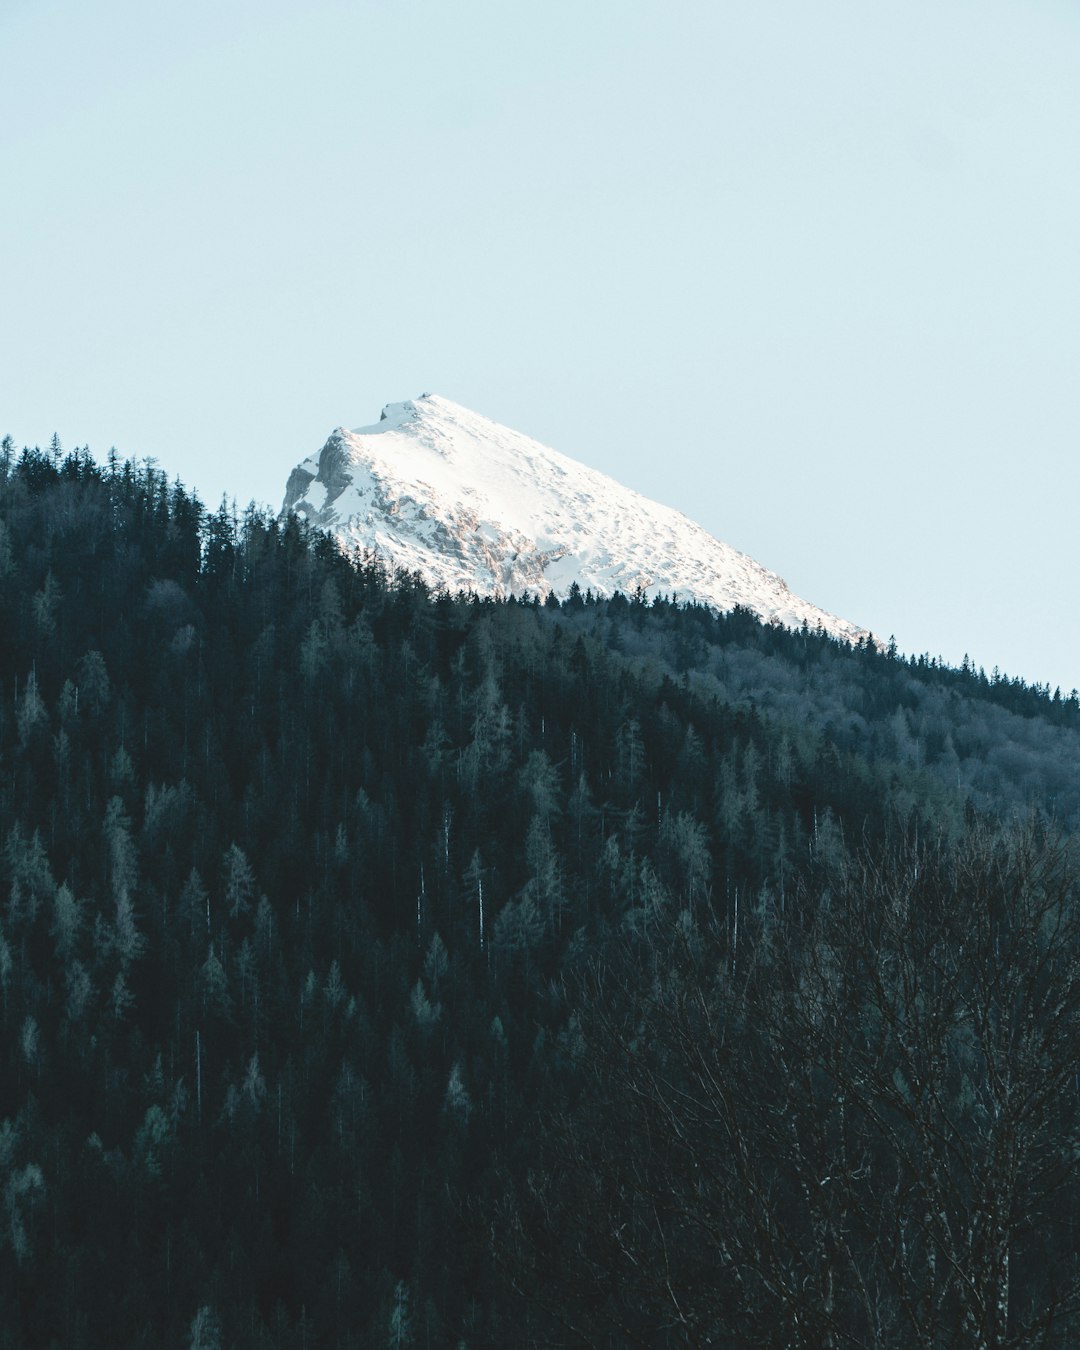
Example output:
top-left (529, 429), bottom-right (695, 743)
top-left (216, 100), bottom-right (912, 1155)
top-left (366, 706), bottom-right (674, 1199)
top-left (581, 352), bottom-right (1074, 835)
top-left (2, 441), bottom-right (1079, 1347)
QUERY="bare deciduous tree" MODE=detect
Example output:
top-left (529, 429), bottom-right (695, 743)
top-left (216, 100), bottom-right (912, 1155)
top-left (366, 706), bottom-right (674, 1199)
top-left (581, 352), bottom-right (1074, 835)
top-left (497, 822), bottom-right (1080, 1348)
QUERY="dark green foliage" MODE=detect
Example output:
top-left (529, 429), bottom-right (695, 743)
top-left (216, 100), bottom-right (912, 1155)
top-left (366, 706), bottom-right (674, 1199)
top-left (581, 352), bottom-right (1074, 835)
top-left (0, 443), bottom-right (1077, 1346)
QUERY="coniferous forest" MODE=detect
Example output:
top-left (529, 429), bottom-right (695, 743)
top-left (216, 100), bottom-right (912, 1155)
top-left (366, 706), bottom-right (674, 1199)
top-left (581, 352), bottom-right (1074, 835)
top-left (3, 440), bottom-right (1080, 1347)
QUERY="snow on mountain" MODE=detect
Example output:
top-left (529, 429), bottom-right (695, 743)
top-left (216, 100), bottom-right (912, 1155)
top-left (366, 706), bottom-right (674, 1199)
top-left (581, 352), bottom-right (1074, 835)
top-left (281, 393), bottom-right (867, 642)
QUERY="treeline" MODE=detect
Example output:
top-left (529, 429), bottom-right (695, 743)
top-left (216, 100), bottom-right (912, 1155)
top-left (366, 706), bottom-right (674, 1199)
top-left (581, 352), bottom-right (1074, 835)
top-left (540, 596), bottom-right (1080, 825)
top-left (0, 441), bottom-right (1077, 1346)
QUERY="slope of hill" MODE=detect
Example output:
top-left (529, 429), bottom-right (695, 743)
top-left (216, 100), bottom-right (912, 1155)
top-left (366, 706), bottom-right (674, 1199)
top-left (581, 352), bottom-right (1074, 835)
top-left (1, 440), bottom-right (1077, 1346)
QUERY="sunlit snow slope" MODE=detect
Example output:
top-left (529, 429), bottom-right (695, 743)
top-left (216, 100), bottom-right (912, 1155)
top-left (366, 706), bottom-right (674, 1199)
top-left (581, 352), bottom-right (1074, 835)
top-left (282, 393), bottom-right (867, 641)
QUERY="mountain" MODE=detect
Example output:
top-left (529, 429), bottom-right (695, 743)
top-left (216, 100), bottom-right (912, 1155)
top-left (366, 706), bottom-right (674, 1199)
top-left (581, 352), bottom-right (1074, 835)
top-left (4, 441), bottom-right (1080, 1346)
top-left (282, 393), bottom-right (867, 642)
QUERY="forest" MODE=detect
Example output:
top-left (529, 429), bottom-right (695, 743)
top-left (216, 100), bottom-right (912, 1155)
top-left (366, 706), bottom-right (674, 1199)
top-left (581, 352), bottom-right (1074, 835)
top-left (2, 438), bottom-right (1080, 1347)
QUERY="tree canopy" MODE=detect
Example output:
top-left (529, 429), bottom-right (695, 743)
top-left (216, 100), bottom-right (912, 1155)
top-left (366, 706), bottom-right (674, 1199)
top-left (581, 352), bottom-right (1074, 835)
top-left (1, 441), bottom-right (1077, 1346)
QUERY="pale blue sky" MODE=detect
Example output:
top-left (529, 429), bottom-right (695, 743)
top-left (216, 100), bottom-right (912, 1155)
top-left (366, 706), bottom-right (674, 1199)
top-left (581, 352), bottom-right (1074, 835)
top-left (3, 0), bottom-right (1079, 690)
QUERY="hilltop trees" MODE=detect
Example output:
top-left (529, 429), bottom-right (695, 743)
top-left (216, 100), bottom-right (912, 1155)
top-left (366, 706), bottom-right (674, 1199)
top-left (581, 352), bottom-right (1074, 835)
top-left (1, 439), bottom-right (1079, 1344)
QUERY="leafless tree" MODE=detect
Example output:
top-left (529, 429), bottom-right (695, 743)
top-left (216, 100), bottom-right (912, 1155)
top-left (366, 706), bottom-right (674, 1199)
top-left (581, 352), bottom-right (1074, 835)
top-left (496, 822), bottom-right (1080, 1348)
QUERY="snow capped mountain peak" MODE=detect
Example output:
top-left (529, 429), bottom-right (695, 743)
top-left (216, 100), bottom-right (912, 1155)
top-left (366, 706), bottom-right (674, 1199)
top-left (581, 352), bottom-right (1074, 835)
top-left (281, 394), bottom-right (868, 643)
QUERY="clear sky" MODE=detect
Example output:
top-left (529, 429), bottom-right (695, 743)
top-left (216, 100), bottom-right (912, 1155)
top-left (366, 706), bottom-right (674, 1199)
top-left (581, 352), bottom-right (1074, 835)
top-left (3, 0), bottom-right (1079, 691)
